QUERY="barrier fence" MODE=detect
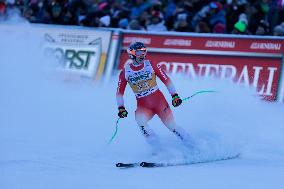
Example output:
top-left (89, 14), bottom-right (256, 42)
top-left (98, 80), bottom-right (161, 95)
top-left (117, 31), bottom-right (284, 102)
top-left (1, 24), bottom-right (284, 102)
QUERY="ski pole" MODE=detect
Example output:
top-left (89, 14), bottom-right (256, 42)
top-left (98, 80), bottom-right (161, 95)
top-left (182, 90), bottom-right (217, 102)
top-left (108, 117), bottom-right (120, 145)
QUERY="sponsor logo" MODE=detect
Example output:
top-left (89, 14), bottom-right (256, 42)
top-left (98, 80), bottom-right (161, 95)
top-left (157, 63), bottom-right (168, 80)
top-left (123, 37), bottom-right (151, 45)
top-left (164, 39), bottom-right (192, 46)
top-left (250, 42), bottom-right (281, 50)
top-left (128, 71), bottom-right (151, 83)
top-left (205, 40), bottom-right (235, 48)
top-left (158, 61), bottom-right (277, 97)
top-left (117, 78), bottom-right (122, 93)
top-left (44, 47), bottom-right (95, 69)
top-left (44, 34), bottom-right (103, 78)
top-left (45, 33), bottom-right (89, 44)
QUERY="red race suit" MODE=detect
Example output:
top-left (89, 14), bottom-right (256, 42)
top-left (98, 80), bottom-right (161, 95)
top-left (116, 60), bottom-right (178, 127)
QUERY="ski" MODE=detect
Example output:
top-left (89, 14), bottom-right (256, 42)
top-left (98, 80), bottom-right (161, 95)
top-left (116, 162), bottom-right (140, 168)
top-left (141, 153), bottom-right (241, 168)
top-left (116, 162), bottom-right (157, 168)
top-left (116, 153), bottom-right (240, 168)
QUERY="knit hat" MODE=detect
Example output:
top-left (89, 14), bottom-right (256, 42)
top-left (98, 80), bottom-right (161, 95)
top-left (209, 2), bottom-right (218, 9)
top-left (209, 2), bottom-right (222, 10)
top-left (99, 15), bottom-right (110, 26)
top-left (234, 21), bottom-right (246, 33)
top-left (260, 3), bottom-right (269, 13)
top-left (274, 25), bottom-right (284, 36)
top-left (98, 2), bottom-right (108, 11)
top-left (213, 23), bottom-right (226, 33)
top-left (118, 18), bottom-right (128, 28)
top-left (238, 13), bottom-right (248, 26)
top-left (128, 20), bottom-right (142, 30)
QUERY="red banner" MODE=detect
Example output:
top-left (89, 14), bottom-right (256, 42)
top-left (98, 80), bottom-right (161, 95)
top-left (118, 33), bottom-right (284, 101)
top-left (122, 33), bottom-right (284, 54)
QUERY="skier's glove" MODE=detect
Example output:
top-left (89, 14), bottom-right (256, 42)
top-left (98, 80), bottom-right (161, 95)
top-left (172, 94), bottom-right (182, 107)
top-left (118, 106), bottom-right (128, 118)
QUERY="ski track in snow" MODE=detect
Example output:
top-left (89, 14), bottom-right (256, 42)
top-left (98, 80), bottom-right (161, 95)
top-left (1, 24), bottom-right (284, 189)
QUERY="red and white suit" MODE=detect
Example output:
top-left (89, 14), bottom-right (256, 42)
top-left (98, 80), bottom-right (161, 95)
top-left (116, 59), bottom-right (193, 149)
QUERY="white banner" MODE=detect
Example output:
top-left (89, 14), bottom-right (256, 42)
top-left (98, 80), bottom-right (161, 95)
top-left (0, 24), bottom-right (112, 79)
top-left (37, 25), bottom-right (112, 79)
top-left (44, 40), bottom-right (102, 78)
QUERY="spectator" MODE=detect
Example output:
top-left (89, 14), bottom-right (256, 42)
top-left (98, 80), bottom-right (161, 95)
top-left (127, 19), bottom-right (144, 30)
top-left (36, 0), bottom-right (52, 24)
top-left (118, 18), bottom-right (128, 29)
top-left (249, 0), bottom-right (270, 34)
top-left (99, 14), bottom-right (110, 27)
top-left (138, 10), bottom-right (150, 29)
top-left (231, 20), bottom-right (250, 34)
top-left (111, 8), bottom-right (130, 28)
top-left (226, 0), bottom-right (248, 33)
top-left (22, 6), bottom-right (36, 22)
top-left (146, 10), bottom-right (167, 31)
top-left (174, 13), bottom-right (193, 32)
top-left (192, 2), bottom-right (210, 29)
top-left (192, 1), bottom-right (226, 33)
top-left (171, 1), bottom-right (194, 31)
top-left (213, 22), bottom-right (226, 33)
top-left (1, 0), bottom-right (284, 36)
top-left (231, 12), bottom-right (251, 34)
top-left (267, 0), bottom-right (279, 32)
top-left (49, 1), bottom-right (64, 24)
top-left (0, 0), bottom-right (6, 18)
top-left (273, 22), bottom-right (284, 36)
top-left (238, 13), bottom-right (248, 26)
top-left (67, 0), bottom-right (87, 25)
top-left (195, 21), bottom-right (211, 33)
top-left (130, 0), bottom-right (151, 20)
top-left (208, 2), bottom-right (226, 28)
top-left (255, 19), bottom-right (270, 35)
top-left (97, 1), bottom-right (111, 27)
top-left (165, 0), bottom-right (178, 19)
top-left (277, 0), bottom-right (284, 27)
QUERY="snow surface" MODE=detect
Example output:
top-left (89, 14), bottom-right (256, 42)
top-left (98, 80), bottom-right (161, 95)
top-left (1, 24), bottom-right (284, 189)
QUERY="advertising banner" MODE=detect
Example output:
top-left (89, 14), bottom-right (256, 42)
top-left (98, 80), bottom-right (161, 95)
top-left (122, 33), bottom-right (283, 54)
top-left (0, 24), bottom-right (112, 79)
top-left (118, 32), bottom-right (284, 101)
top-left (38, 25), bottom-right (112, 79)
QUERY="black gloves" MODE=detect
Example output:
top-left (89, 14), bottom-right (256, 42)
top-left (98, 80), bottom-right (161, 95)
top-left (118, 106), bottom-right (128, 118)
top-left (172, 94), bottom-right (182, 107)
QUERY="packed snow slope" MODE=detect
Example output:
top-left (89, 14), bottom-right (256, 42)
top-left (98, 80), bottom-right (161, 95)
top-left (1, 24), bottom-right (284, 189)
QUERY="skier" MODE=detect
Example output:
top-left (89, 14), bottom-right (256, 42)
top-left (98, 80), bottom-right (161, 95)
top-left (116, 42), bottom-right (194, 151)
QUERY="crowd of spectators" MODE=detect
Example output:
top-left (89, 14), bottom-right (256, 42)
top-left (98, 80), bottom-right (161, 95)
top-left (1, 0), bottom-right (284, 36)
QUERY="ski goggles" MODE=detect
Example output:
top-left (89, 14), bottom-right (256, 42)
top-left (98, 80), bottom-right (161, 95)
top-left (135, 48), bottom-right (147, 57)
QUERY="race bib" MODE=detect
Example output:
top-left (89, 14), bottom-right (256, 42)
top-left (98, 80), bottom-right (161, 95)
top-left (125, 61), bottom-right (159, 98)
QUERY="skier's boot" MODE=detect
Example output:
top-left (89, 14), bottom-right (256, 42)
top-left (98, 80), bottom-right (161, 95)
top-left (139, 125), bottom-right (163, 156)
top-left (171, 126), bottom-right (195, 151)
